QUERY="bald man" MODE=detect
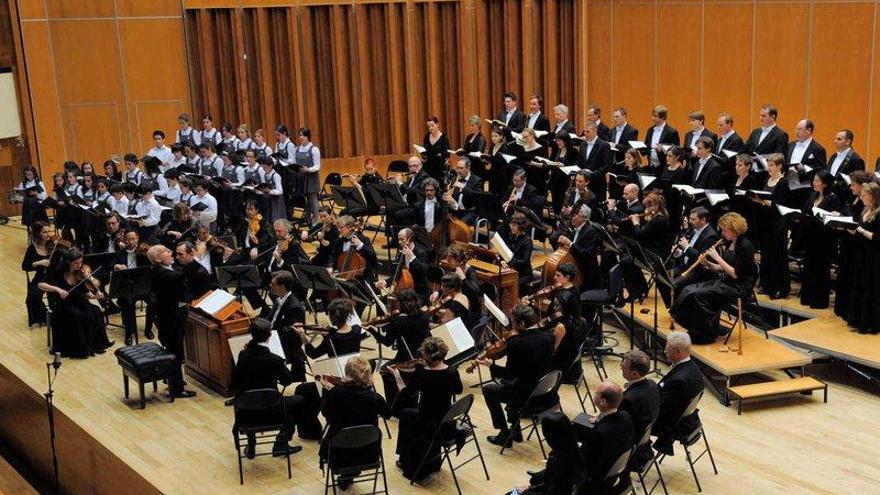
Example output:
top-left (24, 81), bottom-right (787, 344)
top-left (575, 381), bottom-right (634, 490)
top-left (787, 119), bottom-right (827, 175)
top-left (653, 331), bottom-right (704, 455)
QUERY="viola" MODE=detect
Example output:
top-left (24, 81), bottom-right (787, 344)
top-left (248, 213), bottom-right (262, 244)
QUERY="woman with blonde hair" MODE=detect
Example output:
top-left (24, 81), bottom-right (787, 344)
top-left (838, 182), bottom-right (880, 333)
top-left (670, 212), bottom-right (757, 344)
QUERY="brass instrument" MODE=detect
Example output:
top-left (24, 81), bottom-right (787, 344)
top-left (680, 238), bottom-right (725, 279)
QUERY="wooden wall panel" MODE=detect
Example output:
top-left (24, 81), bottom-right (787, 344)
top-left (46, 0), bottom-right (114, 19)
top-left (808, 2), bottom-right (874, 152)
top-left (17, 0), bottom-right (46, 20)
top-left (117, 0), bottom-right (181, 17)
top-left (66, 103), bottom-right (124, 162)
top-left (20, 21), bottom-right (66, 174)
top-left (585, 0), bottom-right (611, 123)
top-left (656, 2), bottom-right (702, 133)
top-left (870, 2), bottom-right (880, 168)
top-left (610, 1), bottom-right (655, 132)
top-left (752, 2), bottom-right (809, 132)
top-left (702, 1), bottom-right (752, 131)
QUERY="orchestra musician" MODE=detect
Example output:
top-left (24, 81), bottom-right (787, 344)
top-left (339, 157), bottom-right (383, 218)
top-left (430, 273), bottom-right (474, 328)
top-left (266, 271), bottom-right (306, 378)
top-left (669, 212), bottom-right (757, 344)
top-left (556, 205), bottom-right (603, 290)
top-left (442, 157), bottom-right (483, 225)
top-left (475, 304), bottom-right (555, 447)
top-left (38, 248), bottom-right (113, 358)
top-left (659, 206), bottom-right (720, 307)
top-left (387, 337), bottom-right (464, 482)
top-left (388, 156), bottom-right (430, 233)
top-left (502, 168), bottom-right (546, 217)
top-left (159, 203), bottom-right (197, 248)
top-left (561, 170), bottom-right (597, 217)
top-left (240, 200), bottom-right (274, 262)
top-left (538, 263), bottom-right (588, 383)
top-left (439, 244), bottom-right (481, 309)
top-left (325, 215), bottom-right (378, 283)
top-left (606, 183), bottom-right (645, 238)
top-left (413, 178), bottom-right (443, 248)
top-left (655, 146), bottom-right (690, 224)
top-left (501, 213), bottom-right (535, 290)
top-left (301, 205), bottom-right (339, 267)
top-left (376, 228), bottom-right (430, 303)
top-left (267, 219), bottom-right (309, 274)
top-left (113, 229), bottom-right (151, 345)
top-left (22, 221), bottom-right (52, 327)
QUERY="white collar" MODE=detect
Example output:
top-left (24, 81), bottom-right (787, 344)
top-left (761, 124), bottom-right (776, 133)
top-left (796, 137), bottom-right (812, 147)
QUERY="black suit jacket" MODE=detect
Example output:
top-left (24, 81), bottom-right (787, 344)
top-left (326, 233), bottom-right (379, 282)
top-left (497, 109), bottom-right (526, 138)
top-left (578, 410), bottom-right (635, 483)
top-left (568, 223), bottom-right (604, 290)
top-left (679, 225), bottom-right (720, 266)
top-left (451, 173), bottom-right (484, 210)
top-left (714, 131), bottom-right (747, 177)
top-left (683, 129), bottom-right (718, 161)
top-left (747, 126), bottom-right (789, 155)
top-left (653, 359), bottom-right (704, 453)
top-left (580, 138), bottom-right (614, 199)
top-left (504, 182), bottom-right (546, 214)
top-left (413, 198), bottom-right (445, 233)
top-left (526, 112), bottom-right (552, 133)
top-left (692, 157), bottom-right (725, 189)
top-left (505, 231), bottom-right (534, 280)
top-left (401, 170), bottom-right (430, 206)
top-left (609, 124), bottom-right (639, 161)
top-left (786, 139), bottom-right (827, 171)
top-left (595, 121), bottom-right (612, 142)
top-left (644, 125), bottom-right (681, 164)
top-left (232, 344), bottom-right (294, 395)
top-left (826, 149), bottom-right (866, 177)
top-left (489, 327), bottom-right (555, 405)
top-left (150, 264), bottom-right (189, 321)
top-left (552, 120), bottom-right (576, 138)
top-left (620, 379), bottom-right (661, 445)
top-left (180, 261), bottom-right (216, 301)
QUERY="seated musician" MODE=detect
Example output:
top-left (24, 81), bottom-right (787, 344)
top-left (414, 178), bottom-right (443, 248)
top-left (318, 356), bottom-right (389, 488)
top-left (606, 183), bottom-right (644, 237)
top-left (388, 337), bottom-right (464, 482)
top-left (239, 200), bottom-right (273, 263)
top-left (430, 273), bottom-right (475, 329)
top-left (658, 206), bottom-right (720, 307)
top-left (376, 228), bottom-right (430, 303)
top-left (96, 212), bottom-right (126, 254)
top-left (268, 218), bottom-right (309, 274)
top-left (291, 298), bottom-right (365, 439)
top-left (340, 157), bottom-right (383, 218)
top-left (669, 212), bottom-right (756, 344)
top-left (266, 271), bottom-right (306, 376)
top-left (502, 168), bottom-right (545, 215)
top-left (231, 317), bottom-right (304, 458)
top-left (556, 205), bottom-right (603, 290)
top-left (301, 206), bottom-right (339, 267)
top-left (442, 157), bottom-right (483, 225)
top-left (622, 192), bottom-right (674, 302)
top-left (113, 228), bottom-right (151, 345)
top-left (325, 215), bottom-right (378, 283)
top-left (561, 170), bottom-right (597, 217)
top-left (174, 240), bottom-right (217, 301)
top-left (159, 203), bottom-right (197, 248)
top-left (365, 289), bottom-right (431, 410)
top-left (536, 263), bottom-right (588, 384)
top-left (501, 213), bottom-right (535, 290)
top-left (438, 244), bottom-right (481, 306)
top-left (389, 156), bottom-right (431, 232)
top-left (475, 304), bottom-right (556, 447)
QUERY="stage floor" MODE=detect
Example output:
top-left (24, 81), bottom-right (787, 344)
top-left (2, 222), bottom-right (880, 494)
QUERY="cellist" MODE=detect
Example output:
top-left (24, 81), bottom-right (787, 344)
top-left (555, 204), bottom-right (603, 290)
top-left (376, 228), bottom-right (430, 303)
top-left (325, 215), bottom-right (378, 283)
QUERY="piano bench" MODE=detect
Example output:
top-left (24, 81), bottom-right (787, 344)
top-left (114, 342), bottom-right (178, 409)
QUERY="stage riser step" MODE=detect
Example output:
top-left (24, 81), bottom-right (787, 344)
top-left (729, 377), bottom-right (827, 414)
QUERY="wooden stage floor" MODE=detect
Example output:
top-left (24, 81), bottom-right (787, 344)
top-left (2, 222), bottom-right (880, 494)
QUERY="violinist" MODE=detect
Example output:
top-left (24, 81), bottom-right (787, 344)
top-left (431, 274), bottom-right (474, 328)
top-left (301, 205), bottom-right (339, 267)
top-left (192, 224), bottom-right (215, 274)
top-left (501, 213), bottom-right (535, 291)
top-left (38, 248), bottom-right (113, 358)
top-left (388, 337), bottom-right (463, 482)
top-left (474, 304), bottom-right (555, 447)
top-left (439, 245), bottom-right (481, 308)
top-left (376, 228), bottom-right (430, 303)
top-left (367, 289), bottom-right (431, 410)
top-left (291, 298), bottom-right (365, 439)
top-left (239, 200), bottom-right (273, 258)
top-left (540, 263), bottom-right (588, 384)
top-left (146, 245), bottom-right (196, 398)
top-left (266, 271), bottom-right (306, 375)
top-left (325, 215), bottom-right (377, 282)
top-left (442, 157), bottom-right (483, 225)
top-left (268, 219), bottom-right (309, 273)
top-left (159, 203), bottom-right (197, 248)
top-left (22, 221), bottom-right (52, 327)
top-left (669, 212), bottom-right (756, 344)
top-left (95, 212), bottom-right (126, 254)
top-left (561, 170), bottom-right (597, 218)
top-left (340, 157), bottom-right (383, 218)
top-left (114, 229), bottom-right (151, 345)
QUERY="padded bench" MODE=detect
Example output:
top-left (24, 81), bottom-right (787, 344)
top-left (728, 377), bottom-right (827, 415)
top-left (114, 342), bottom-right (178, 409)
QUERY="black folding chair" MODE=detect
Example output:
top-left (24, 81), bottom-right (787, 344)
top-left (386, 160), bottom-right (409, 174)
top-left (324, 425), bottom-right (387, 495)
top-left (580, 263), bottom-right (626, 378)
top-left (628, 421), bottom-right (668, 495)
top-left (232, 388), bottom-right (292, 485)
top-left (501, 370), bottom-right (563, 459)
top-left (410, 394), bottom-right (490, 494)
top-left (320, 172), bottom-right (343, 207)
top-left (565, 341), bottom-right (595, 413)
top-left (601, 448), bottom-right (635, 494)
top-left (657, 391), bottom-right (718, 492)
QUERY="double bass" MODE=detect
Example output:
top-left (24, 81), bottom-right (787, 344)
top-left (541, 243), bottom-right (583, 287)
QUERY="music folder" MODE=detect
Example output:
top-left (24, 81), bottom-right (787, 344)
top-left (431, 317), bottom-right (475, 364)
top-left (229, 331), bottom-right (286, 364)
top-left (310, 352), bottom-right (360, 396)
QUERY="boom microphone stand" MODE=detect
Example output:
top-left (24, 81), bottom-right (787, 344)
top-left (45, 352), bottom-right (62, 495)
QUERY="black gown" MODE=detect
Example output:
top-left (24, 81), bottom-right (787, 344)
top-left (548, 148), bottom-right (579, 214)
top-left (839, 214), bottom-right (880, 333)
top-left (756, 178), bottom-right (791, 296)
top-left (834, 198), bottom-right (864, 320)
top-left (395, 367), bottom-right (463, 481)
top-left (22, 244), bottom-right (49, 326)
top-left (45, 271), bottom-right (112, 358)
top-left (514, 143), bottom-right (549, 196)
top-left (670, 236), bottom-right (757, 344)
top-left (370, 313), bottom-right (431, 409)
top-left (798, 192), bottom-right (841, 309)
top-left (486, 143), bottom-right (514, 196)
top-left (656, 166), bottom-right (690, 228)
top-left (423, 132), bottom-right (450, 181)
top-left (549, 287), bottom-right (587, 383)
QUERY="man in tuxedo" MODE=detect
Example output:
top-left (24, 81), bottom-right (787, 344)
top-left (413, 178), bottom-right (443, 240)
top-left (747, 104), bottom-right (789, 156)
top-left (660, 207), bottom-right (720, 307)
top-left (684, 111), bottom-right (718, 162)
top-left (326, 214), bottom-right (379, 283)
top-left (580, 121), bottom-right (614, 200)
top-left (442, 157), bottom-right (483, 225)
top-left (561, 170), bottom-right (599, 216)
top-left (477, 305), bottom-right (555, 446)
top-left (498, 91), bottom-right (526, 140)
top-left (175, 241), bottom-right (217, 300)
top-left (714, 113), bottom-right (747, 177)
top-left (113, 228), bottom-right (150, 345)
top-left (691, 137), bottom-right (724, 189)
top-left (787, 119), bottom-right (827, 176)
top-left (644, 105), bottom-right (681, 169)
top-left (550, 104), bottom-right (576, 156)
top-left (606, 183), bottom-right (645, 238)
top-left (502, 168), bottom-right (546, 215)
top-left (609, 107), bottom-right (639, 161)
top-left (376, 228), bottom-right (431, 302)
top-left (265, 270), bottom-right (306, 380)
top-left (557, 204), bottom-right (603, 290)
top-left (525, 95), bottom-right (551, 135)
top-left (619, 350), bottom-right (660, 468)
top-left (827, 129), bottom-right (866, 201)
top-left (388, 156), bottom-right (431, 237)
top-left (586, 104), bottom-right (612, 142)
top-left (653, 331), bottom-right (704, 455)
top-left (231, 318), bottom-right (305, 457)
top-left (575, 381), bottom-right (634, 490)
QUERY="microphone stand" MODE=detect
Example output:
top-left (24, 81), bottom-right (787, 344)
top-left (45, 356), bottom-right (61, 495)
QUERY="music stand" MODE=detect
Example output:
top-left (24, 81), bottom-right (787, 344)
top-left (469, 191), bottom-right (505, 244)
top-left (621, 237), bottom-right (668, 374)
top-left (108, 266), bottom-right (153, 344)
top-left (367, 183), bottom-right (407, 259)
top-left (334, 278), bottom-right (373, 307)
top-left (331, 185), bottom-right (366, 214)
top-left (216, 265), bottom-right (261, 303)
top-left (292, 264), bottom-right (340, 324)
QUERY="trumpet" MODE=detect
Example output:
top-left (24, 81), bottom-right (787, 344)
top-left (680, 238), bottom-right (725, 279)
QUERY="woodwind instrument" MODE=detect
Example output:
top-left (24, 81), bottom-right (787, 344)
top-left (680, 238), bottom-right (725, 279)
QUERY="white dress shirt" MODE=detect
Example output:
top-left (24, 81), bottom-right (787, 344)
top-left (790, 138), bottom-right (812, 165)
top-left (295, 144), bottom-right (322, 173)
top-left (830, 149), bottom-right (851, 176)
top-left (424, 198), bottom-right (437, 232)
top-left (718, 130), bottom-right (734, 150)
top-left (147, 145), bottom-right (174, 166)
top-left (527, 112), bottom-right (541, 129)
top-left (758, 124), bottom-right (776, 145)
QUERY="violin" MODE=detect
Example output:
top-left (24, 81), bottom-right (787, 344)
top-left (72, 264), bottom-right (106, 312)
top-left (382, 358), bottom-right (426, 374)
top-left (248, 213), bottom-right (262, 245)
top-left (523, 282), bottom-right (563, 304)
top-left (314, 375), bottom-right (348, 387)
top-left (465, 335), bottom-right (513, 374)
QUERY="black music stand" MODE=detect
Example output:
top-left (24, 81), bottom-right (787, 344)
top-left (216, 265), bottom-right (261, 303)
top-left (367, 183), bottom-right (407, 259)
top-left (108, 266), bottom-right (153, 344)
top-left (292, 264), bottom-right (340, 323)
top-left (622, 237), bottom-right (668, 374)
top-left (331, 185), bottom-right (366, 214)
top-left (334, 278), bottom-right (373, 307)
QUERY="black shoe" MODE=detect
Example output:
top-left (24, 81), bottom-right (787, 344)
top-left (171, 389), bottom-right (197, 398)
top-left (487, 430), bottom-right (521, 447)
top-left (124, 336), bottom-right (133, 346)
top-left (338, 477), bottom-right (354, 490)
top-left (144, 329), bottom-right (155, 340)
top-left (245, 438), bottom-right (256, 459)
top-left (272, 442), bottom-right (303, 457)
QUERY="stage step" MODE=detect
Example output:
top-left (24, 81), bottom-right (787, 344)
top-left (729, 377), bottom-right (828, 414)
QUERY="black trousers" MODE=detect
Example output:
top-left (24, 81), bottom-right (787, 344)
top-left (483, 379), bottom-right (520, 432)
top-left (156, 306), bottom-right (188, 392)
top-left (669, 279), bottom-right (740, 344)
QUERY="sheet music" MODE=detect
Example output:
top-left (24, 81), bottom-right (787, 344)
top-left (628, 140), bottom-right (647, 150)
top-left (412, 144), bottom-right (427, 154)
top-left (722, 149), bottom-right (738, 159)
top-left (840, 173), bottom-right (852, 185)
top-left (483, 294), bottom-right (509, 327)
top-left (637, 174), bottom-right (657, 189)
top-left (195, 289), bottom-right (235, 315)
top-left (229, 331), bottom-right (286, 364)
top-left (309, 352), bottom-right (360, 397)
top-left (490, 232), bottom-right (513, 263)
top-left (559, 165), bottom-right (580, 175)
top-left (776, 204), bottom-right (800, 216)
top-left (431, 317), bottom-right (475, 357)
top-left (705, 192), bottom-right (730, 206)
top-left (501, 153), bottom-right (517, 163)
top-left (671, 184), bottom-right (705, 196)
top-left (811, 206), bottom-right (833, 218)
top-left (347, 311), bottom-right (362, 327)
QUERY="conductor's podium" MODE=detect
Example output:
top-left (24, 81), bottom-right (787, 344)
top-left (184, 290), bottom-right (251, 397)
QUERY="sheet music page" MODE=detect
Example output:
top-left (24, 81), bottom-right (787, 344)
top-left (722, 149), bottom-right (738, 159)
top-left (347, 311), bottom-right (362, 327)
top-left (412, 144), bottom-right (427, 154)
top-left (431, 317), bottom-right (475, 356)
top-left (628, 140), bottom-right (647, 150)
top-left (229, 330), bottom-right (286, 363)
top-left (705, 192), bottom-right (729, 206)
top-left (559, 165), bottom-right (581, 175)
top-left (195, 289), bottom-right (235, 315)
top-left (484, 294), bottom-right (509, 326)
top-left (490, 232), bottom-right (514, 263)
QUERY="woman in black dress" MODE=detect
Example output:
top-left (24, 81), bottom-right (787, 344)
top-left (302, 205), bottom-right (340, 267)
top-left (460, 115), bottom-right (487, 178)
top-left (17, 166), bottom-right (49, 229)
top-left (388, 337), bottom-right (463, 482)
top-left (548, 133), bottom-right (579, 214)
top-left (670, 212), bottom-right (757, 344)
top-left (318, 356), bottom-right (389, 487)
top-left (539, 263), bottom-right (587, 384)
top-left (38, 248), bottom-right (112, 358)
top-left (485, 127), bottom-right (514, 196)
top-left (657, 146), bottom-right (691, 227)
top-left (834, 171), bottom-right (871, 319)
top-left (622, 193), bottom-right (673, 301)
top-left (752, 153), bottom-right (790, 299)
top-left (431, 273), bottom-right (475, 330)
top-left (514, 128), bottom-right (549, 197)
top-left (22, 221), bottom-right (52, 326)
top-left (839, 182), bottom-right (880, 334)
top-left (422, 116), bottom-right (450, 181)
top-left (366, 290), bottom-right (431, 409)
top-left (291, 298), bottom-right (365, 438)
top-left (798, 170), bottom-right (841, 309)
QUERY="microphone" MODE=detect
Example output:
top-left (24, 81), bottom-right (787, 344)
top-left (51, 352), bottom-right (62, 370)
